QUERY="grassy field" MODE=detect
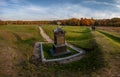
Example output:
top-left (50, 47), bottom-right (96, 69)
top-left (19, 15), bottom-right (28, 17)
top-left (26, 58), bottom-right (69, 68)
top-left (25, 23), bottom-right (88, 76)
top-left (42, 25), bottom-right (120, 77)
top-left (0, 25), bottom-right (120, 77)
top-left (0, 25), bottom-right (44, 77)
top-left (42, 26), bottom-right (94, 50)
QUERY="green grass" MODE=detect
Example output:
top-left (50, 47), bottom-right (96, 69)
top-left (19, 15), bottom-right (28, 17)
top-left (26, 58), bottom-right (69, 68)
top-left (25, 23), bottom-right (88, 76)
top-left (42, 25), bottom-right (106, 75)
top-left (0, 25), bottom-right (120, 77)
top-left (42, 25), bottom-right (93, 50)
top-left (97, 30), bottom-right (120, 55)
top-left (0, 25), bottom-right (44, 77)
top-left (98, 30), bottom-right (120, 44)
top-left (43, 43), bottom-right (78, 59)
top-left (0, 25), bottom-right (44, 61)
top-left (41, 25), bottom-right (120, 76)
top-left (0, 25), bottom-right (43, 40)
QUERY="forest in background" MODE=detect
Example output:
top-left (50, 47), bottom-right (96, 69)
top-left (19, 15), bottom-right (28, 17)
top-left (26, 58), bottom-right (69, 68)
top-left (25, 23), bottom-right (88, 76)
top-left (0, 17), bottom-right (120, 26)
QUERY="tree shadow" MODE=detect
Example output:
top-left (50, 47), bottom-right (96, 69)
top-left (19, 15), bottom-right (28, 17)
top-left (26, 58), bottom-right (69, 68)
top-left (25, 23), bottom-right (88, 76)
top-left (12, 32), bottom-right (36, 46)
top-left (12, 32), bottom-right (22, 41)
top-left (77, 39), bottom-right (106, 74)
top-left (47, 39), bottom-right (107, 76)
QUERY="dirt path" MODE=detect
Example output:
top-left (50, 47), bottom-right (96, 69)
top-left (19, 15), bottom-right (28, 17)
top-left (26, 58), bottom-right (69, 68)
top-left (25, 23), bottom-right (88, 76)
top-left (39, 26), bottom-right (53, 43)
top-left (38, 26), bottom-right (84, 52)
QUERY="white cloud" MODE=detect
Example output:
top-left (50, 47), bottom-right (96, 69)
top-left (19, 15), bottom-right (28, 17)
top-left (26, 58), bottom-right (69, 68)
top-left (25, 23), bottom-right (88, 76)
top-left (25, 5), bottom-right (48, 12)
top-left (0, 2), bottom-right (120, 20)
top-left (10, 0), bottom-right (20, 3)
top-left (115, 0), bottom-right (120, 3)
top-left (0, 0), bottom-right (8, 6)
top-left (9, 0), bottom-right (26, 4)
top-left (84, 0), bottom-right (120, 9)
top-left (114, 0), bottom-right (120, 8)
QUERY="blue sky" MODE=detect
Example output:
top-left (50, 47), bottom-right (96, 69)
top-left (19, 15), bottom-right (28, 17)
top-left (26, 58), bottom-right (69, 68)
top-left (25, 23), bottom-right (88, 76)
top-left (0, 0), bottom-right (120, 20)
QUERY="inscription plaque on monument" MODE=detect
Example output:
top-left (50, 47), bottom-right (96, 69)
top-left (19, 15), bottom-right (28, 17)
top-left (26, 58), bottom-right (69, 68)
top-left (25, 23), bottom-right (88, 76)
top-left (57, 36), bottom-right (64, 45)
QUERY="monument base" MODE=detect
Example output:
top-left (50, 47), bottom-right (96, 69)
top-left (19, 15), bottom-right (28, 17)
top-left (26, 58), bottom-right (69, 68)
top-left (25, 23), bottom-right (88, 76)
top-left (53, 44), bottom-right (67, 53)
top-left (50, 49), bottom-right (71, 56)
top-left (49, 44), bottom-right (70, 56)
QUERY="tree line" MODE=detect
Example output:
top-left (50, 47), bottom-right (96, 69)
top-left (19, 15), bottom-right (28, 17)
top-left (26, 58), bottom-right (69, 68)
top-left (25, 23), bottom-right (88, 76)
top-left (0, 20), bottom-right (51, 25)
top-left (0, 17), bottom-right (120, 26)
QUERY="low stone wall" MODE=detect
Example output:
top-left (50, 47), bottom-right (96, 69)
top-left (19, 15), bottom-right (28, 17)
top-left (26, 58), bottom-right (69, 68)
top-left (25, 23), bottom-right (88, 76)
top-left (39, 42), bottom-right (85, 64)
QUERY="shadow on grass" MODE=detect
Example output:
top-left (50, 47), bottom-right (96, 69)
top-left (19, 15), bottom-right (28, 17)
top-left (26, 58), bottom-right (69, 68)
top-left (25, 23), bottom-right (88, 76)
top-left (46, 39), bottom-right (106, 76)
top-left (12, 32), bottom-right (36, 46)
top-left (78, 39), bottom-right (106, 74)
top-left (98, 30), bottom-right (120, 43)
top-left (14, 30), bottom-right (107, 76)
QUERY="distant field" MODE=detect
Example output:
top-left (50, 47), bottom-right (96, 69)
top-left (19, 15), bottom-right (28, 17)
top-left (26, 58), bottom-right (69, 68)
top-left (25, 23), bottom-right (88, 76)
top-left (0, 25), bottom-right (120, 77)
top-left (97, 27), bottom-right (120, 44)
top-left (97, 27), bottom-right (120, 34)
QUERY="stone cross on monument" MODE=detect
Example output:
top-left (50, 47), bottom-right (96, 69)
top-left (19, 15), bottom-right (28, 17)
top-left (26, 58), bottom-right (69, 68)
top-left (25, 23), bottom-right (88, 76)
top-left (57, 21), bottom-right (61, 29)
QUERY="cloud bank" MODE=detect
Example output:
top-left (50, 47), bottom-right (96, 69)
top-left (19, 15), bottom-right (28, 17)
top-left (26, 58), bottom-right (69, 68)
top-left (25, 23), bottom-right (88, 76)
top-left (0, 0), bottom-right (120, 20)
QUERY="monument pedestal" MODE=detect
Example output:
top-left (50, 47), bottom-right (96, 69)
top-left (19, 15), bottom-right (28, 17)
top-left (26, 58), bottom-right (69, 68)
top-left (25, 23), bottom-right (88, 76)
top-left (50, 44), bottom-right (70, 56)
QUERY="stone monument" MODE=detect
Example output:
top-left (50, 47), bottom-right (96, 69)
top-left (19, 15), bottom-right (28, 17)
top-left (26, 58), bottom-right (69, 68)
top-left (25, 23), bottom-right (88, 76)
top-left (50, 22), bottom-right (70, 56)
